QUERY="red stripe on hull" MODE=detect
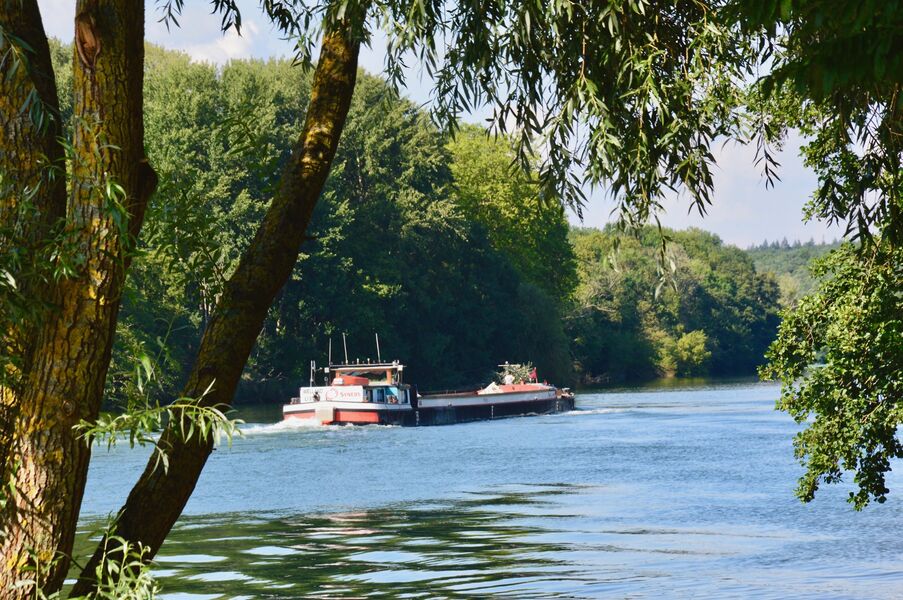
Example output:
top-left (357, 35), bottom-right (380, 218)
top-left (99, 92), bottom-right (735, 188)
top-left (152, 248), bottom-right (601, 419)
top-left (283, 409), bottom-right (382, 424)
top-left (334, 410), bottom-right (380, 424)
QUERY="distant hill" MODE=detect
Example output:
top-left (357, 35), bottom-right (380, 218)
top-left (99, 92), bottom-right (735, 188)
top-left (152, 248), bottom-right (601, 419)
top-left (745, 239), bottom-right (840, 306)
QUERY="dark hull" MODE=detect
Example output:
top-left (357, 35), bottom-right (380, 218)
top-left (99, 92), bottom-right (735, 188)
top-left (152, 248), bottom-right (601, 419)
top-left (390, 394), bottom-right (575, 426)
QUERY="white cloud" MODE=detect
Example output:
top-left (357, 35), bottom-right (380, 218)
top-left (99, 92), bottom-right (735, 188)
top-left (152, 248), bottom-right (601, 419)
top-left (38, 0), bottom-right (275, 66)
top-left (181, 19), bottom-right (260, 65)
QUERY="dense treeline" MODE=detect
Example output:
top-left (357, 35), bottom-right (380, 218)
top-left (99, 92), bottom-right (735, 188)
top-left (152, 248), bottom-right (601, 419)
top-left (52, 46), bottom-right (576, 400)
top-left (745, 239), bottom-right (840, 306)
top-left (49, 46), bottom-right (781, 401)
top-left (569, 228), bottom-right (782, 383)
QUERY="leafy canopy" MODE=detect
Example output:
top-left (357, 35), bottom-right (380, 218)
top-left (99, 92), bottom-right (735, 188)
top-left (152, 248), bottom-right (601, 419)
top-left (762, 243), bottom-right (903, 509)
top-left (160, 0), bottom-right (750, 222)
top-left (569, 226), bottom-right (780, 382)
top-left (99, 46), bottom-right (579, 397)
top-left (447, 125), bottom-right (577, 302)
top-left (737, 0), bottom-right (903, 507)
top-left (739, 0), bottom-right (903, 245)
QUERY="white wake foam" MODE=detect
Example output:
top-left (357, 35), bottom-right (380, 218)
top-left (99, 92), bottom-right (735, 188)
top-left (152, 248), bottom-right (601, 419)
top-left (239, 420), bottom-right (398, 435)
top-left (239, 419), bottom-right (331, 435)
top-left (560, 407), bottom-right (629, 416)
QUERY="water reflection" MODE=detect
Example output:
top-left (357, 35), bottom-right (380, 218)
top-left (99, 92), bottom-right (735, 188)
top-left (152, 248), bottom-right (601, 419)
top-left (142, 484), bottom-right (585, 599)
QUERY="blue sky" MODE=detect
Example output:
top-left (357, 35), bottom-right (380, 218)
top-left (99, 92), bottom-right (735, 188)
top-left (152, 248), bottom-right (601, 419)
top-left (37, 0), bottom-right (843, 248)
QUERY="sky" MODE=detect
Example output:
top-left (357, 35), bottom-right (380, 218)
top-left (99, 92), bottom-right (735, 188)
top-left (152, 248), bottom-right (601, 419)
top-left (36, 0), bottom-right (843, 248)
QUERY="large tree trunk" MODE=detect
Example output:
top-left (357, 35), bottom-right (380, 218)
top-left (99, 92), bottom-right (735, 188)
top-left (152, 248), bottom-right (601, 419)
top-left (72, 20), bottom-right (361, 596)
top-left (0, 0), bottom-right (66, 486)
top-left (0, 1), bottom-right (155, 596)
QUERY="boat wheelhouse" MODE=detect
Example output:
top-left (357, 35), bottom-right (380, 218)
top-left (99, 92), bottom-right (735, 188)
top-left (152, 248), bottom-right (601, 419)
top-left (283, 361), bottom-right (415, 425)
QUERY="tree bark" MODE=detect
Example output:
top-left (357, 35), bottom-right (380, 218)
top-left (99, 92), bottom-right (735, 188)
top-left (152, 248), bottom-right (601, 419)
top-left (0, 0), bottom-right (66, 486)
top-left (72, 20), bottom-right (361, 596)
top-left (0, 0), bottom-right (64, 235)
top-left (0, 1), bottom-right (155, 596)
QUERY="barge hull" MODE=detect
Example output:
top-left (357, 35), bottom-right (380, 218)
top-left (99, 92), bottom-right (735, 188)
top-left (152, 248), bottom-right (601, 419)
top-left (282, 395), bottom-right (574, 426)
top-left (415, 395), bottom-right (574, 426)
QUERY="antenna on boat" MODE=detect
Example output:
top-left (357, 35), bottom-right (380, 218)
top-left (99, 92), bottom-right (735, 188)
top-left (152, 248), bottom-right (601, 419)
top-left (342, 333), bottom-right (349, 364)
top-left (375, 333), bottom-right (381, 363)
top-left (328, 338), bottom-right (332, 366)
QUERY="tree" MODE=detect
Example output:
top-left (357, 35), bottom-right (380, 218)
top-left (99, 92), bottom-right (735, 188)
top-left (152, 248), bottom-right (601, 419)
top-left (446, 125), bottom-right (577, 382)
top-left (118, 49), bottom-right (318, 403)
top-left (568, 228), bottom-right (660, 382)
top-left (447, 125), bottom-right (577, 302)
top-left (746, 239), bottom-right (840, 307)
top-left (122, 51), bottom-right (571, 398)
top-left (247, 72), bottom-right (542, 392)
top-left (739, 0), bottom-right (903, 506)
top-left (762, 243), bottom-right (903, 508)
top-left (72, 17), bottom-right (363, 596)
top-left (1, 1), bottom-right (361, 595)
top-left (1, 1), bottom-right (750, 596)
top-left (1, 2), bottom-right (155, 592)
top-left (674, 330), bottom-right (712, 376)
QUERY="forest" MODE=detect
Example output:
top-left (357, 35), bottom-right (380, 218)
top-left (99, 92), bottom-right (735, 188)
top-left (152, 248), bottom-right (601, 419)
top-left (52, 45), bottom-right (786, 402)
top-left (572, 227), bottom-right (781, 383)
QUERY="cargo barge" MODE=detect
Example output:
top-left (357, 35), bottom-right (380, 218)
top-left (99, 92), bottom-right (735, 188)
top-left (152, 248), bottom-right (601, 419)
top-left (282, 361), bottom-right (574, 426)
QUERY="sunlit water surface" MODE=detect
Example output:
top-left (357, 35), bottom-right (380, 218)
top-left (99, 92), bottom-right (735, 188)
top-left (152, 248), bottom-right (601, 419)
top-left (77, 380), bottom-right (903, 598)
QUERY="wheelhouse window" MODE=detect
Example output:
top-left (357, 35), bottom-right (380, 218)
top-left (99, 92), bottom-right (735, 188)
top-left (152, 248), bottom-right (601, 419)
top-left (387, 386), bottom-right (404, 404)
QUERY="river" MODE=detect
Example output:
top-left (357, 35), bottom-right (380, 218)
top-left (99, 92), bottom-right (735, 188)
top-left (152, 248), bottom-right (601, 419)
top-left (76, 380), bottom-right (903, 598)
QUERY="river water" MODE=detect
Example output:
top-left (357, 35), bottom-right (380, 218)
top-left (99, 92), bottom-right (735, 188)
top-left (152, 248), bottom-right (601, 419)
top-left (77, 380), bottom-right (903, 598)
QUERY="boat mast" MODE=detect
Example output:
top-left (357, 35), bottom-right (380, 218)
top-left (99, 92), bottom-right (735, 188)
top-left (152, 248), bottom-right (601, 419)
top-left (375, 333), bottom-right (381, 363)
top-left (343, 332), bottom-right (349, 363)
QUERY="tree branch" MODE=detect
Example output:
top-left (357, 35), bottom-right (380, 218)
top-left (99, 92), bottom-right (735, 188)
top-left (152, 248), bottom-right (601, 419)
top-left (73, 18), bottom-right (361, 596)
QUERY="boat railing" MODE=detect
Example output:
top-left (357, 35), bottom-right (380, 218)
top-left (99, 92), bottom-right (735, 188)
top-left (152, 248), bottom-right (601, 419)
top-left (419, 388), bottom-right (481, 397)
